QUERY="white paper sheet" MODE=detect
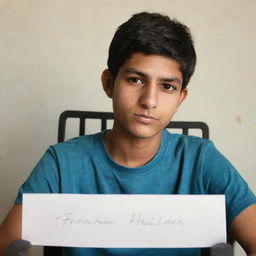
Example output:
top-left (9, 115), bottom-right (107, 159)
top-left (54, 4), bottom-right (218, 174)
top-left (22, 194), bottom-right (226, 248)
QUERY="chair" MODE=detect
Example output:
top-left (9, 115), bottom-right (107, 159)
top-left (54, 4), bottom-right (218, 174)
top-left (57, 110), bottom-right (209, 142)
top-left (44, 110), bottom-right (210, 256)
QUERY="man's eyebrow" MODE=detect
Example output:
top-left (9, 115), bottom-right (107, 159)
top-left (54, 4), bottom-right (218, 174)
top-left (124, 68), bottom-right (148, 78)
top-left (124, 68), bottom-right (182, 85)
top-left (161, 77), bottom-right (182, 85)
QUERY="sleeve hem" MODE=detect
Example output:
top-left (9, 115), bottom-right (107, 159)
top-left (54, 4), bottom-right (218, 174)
top-left (227, 197), bottom-right (256, 226)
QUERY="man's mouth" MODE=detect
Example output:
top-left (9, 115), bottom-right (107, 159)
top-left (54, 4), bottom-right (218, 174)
top-left (134, 114), bottom-right (158, 124)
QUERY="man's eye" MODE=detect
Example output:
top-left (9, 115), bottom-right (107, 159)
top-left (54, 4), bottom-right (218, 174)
top-left (128, 77), bottom-right (143, 84)
top-left (162, 83), bottom-right (176, 91)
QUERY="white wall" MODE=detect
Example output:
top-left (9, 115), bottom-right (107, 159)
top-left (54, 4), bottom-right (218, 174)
top-left (0, 1), bottom-right (255, 255)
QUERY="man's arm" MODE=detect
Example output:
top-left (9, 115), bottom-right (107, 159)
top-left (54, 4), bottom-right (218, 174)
top-left (230, 204), bottom-right (256, 256)
top-left (0, 204), bottom-right (22, 256)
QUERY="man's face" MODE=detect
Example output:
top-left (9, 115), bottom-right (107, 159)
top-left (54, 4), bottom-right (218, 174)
top-left (103, 53), bottom-right (187, 140)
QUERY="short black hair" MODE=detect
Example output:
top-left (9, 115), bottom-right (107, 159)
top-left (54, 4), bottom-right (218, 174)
top-left (107, 12), bottom-right (196, 89)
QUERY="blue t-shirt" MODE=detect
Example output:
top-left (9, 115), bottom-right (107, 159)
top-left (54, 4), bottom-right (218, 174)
top-left (16, 129), bottom-right (256, 256)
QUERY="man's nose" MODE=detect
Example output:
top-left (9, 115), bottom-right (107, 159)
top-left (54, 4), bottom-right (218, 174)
top-left (139, 83), bottom-right (159, 109)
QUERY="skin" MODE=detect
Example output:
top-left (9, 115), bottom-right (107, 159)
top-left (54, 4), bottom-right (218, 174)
top-left (102, 53), bottom-right (187, 167)
top-left (0, 204), bottom-right (22, 255)
top-left (229, 204), bottom-right (256, 255)
top-left (0, 53), bottom-right (255, 255)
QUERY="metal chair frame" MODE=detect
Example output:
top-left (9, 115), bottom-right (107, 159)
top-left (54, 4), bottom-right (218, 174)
top-left (44, 110), bottom-right (210, 256)
top-left (58, 110), bottom-right (209, 142)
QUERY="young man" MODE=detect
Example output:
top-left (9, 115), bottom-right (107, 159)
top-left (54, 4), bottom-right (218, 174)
top-left (0, 12), bottom-right (256, 256)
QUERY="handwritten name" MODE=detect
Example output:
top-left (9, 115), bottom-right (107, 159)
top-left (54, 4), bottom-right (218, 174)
top-left (56, 211), bottom-right (185, 227)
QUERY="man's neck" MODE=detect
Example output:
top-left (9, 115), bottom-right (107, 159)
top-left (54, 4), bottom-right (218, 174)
top-left (104, 129), bottom-right (162, 168)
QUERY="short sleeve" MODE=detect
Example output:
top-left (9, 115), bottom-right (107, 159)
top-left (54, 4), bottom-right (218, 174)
top-left (15, 147), bottom-right (60, 204)
top-left (202, 142), bottom-right (256, 226)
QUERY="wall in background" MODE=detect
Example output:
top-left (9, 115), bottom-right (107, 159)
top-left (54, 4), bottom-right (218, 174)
top-left (0, 1), bottom-right (255, 255)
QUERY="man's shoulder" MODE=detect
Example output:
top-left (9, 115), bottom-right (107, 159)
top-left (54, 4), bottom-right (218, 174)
top-left (164, 129), bottom-right (212, 149)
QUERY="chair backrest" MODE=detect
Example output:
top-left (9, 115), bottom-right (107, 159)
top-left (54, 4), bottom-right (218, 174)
top-left (45, 111), bottom-right (210, 256)
top-left (58, 110), bottom-right (209, 142)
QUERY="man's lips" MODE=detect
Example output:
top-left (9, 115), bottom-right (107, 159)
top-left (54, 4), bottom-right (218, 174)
top-left (134, 114), bottom-right (158, 124)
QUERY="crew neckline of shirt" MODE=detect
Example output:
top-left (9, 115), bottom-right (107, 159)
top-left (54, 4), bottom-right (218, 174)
top-left (96, 129), bottom-right (170, 173)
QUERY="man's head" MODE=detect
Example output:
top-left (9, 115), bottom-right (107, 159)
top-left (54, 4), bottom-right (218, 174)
top-left (107, 12), bottom-right (196, 89)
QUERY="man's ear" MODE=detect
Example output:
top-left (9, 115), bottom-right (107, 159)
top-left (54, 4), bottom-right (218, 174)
top-left (175, 88), bottom-right (188, 113)
top-left (101, 69), bottom-right (114, 98)
top-left (178, 88), bottom-right (188, 106)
